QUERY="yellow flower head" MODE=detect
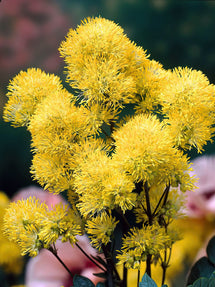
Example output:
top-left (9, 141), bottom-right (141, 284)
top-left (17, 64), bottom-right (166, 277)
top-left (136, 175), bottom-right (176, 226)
top-left (113, 113), bottom-right (193, 189)
top-left (74, 148), bottom-right (136, 217)
top-left (160, 67), bottom-right (215, 152)
top-left (86, 212), bottom-right (119, 250)
top-left (117, 225), bottom-right (170, 269)
top-left (3, 197), bottom-right (48, 256)
top-left (59, 17), bottom-right (148, 109)
top-left (3, 68), bottom-right (65, 127)
top-left (135, 60), bottom-right (170, 113)
top-left (38, 203), bottom-right (82, 246)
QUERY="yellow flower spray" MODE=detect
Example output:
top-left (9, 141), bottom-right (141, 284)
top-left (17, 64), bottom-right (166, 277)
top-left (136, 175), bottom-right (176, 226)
top-left (3, 17), bottom-right (215, 286)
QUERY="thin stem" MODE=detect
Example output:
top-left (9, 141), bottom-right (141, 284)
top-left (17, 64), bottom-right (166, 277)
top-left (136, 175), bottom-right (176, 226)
top-left (75, 243), bottom-right (106, 272)
top-left (146, 254), bottom-right (152, 277)
top-left (144, 181), bottom-right (153, 278)
top-left (122, 264), bottom-right (127, 287)
top-left (144, 181), bottom-right (153, 225)
top-left (48, 246), bottom-right (74, 278)
top-left (137, 269), bottom-right (140, 287)
top-left (101, 127), bottom-right (116, 142)
top-left (161, 249), bottom-right (168, 286)
top-left (101, 244), bottom-right (115, 287)
top-left (152, 184), bottom-right (170, 217)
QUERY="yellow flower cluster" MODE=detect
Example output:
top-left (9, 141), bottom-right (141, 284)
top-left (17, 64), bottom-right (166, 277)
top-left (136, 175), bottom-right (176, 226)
top-left (3, 197), bottom-right (82, 256)
top-left (2, 16), bottom-right (215, 285)
top-left (117, 225), bottom-right (171, 269)
top-left (59, 17), bottom-right (148, 111)
top-left (86, 212), bottom-right (119, 250)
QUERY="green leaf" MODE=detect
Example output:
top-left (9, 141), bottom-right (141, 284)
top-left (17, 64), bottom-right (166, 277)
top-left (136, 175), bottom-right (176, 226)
top-left (187, 257), bottom-right (215, 285)
top-left (192, 278), bottom-right (209, 287)
top-left (208, 278), bottom-right (215, 287)
top-left (209, 271), bottom-right (215, 279)
top-left (207, 236), bottom-right (215, 265)
top-left (96, 283), bottom-right (106, 287)
top-left (73, 275), bottom-right (95, 287)
top-left (161, 285), bottom-right (168, 287)
top-left (139, 273), bottom-right (157, 287)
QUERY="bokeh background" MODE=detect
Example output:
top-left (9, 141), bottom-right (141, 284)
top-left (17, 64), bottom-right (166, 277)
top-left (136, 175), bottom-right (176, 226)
top-left (0, 0), bottom-right (215, 285)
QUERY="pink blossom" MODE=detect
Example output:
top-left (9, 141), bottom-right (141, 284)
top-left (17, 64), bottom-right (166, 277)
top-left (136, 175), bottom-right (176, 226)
top-left (185, 155), bottom-right (215, 218)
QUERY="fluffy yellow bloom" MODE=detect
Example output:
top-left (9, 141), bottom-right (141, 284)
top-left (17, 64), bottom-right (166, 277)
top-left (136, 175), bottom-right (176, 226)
top-left (59, 17), bottom-right (148, 109)
top-left (74, 148), bottom-right (136, 217)
top-left (113, 113), bottom-right (193, 190)
top-left (3, 68), bottom-right (66, 127)
top-left (135, 59), bottom-right (170, 113)
top-left (39, 203), bottom-right (82, 246)
top-left (86, 213), bottom-right (119, 250)
top-left (160, 67), bottom-right (215, 152)
top-left (117, 225), bottom-right (170, 269)
top-left (3, 197), bottom-right (48, 256)
top-left (3, 198), bottom-right (82, 256)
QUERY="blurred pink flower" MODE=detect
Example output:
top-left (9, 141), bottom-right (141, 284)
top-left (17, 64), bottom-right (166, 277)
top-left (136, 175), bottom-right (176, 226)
top-left (185, 155), bottom-right (215, 218)
top-left (0, 0), bottom-right (71, 82)
top-left (12, 186), bottom-right (104, 287)
top-left (25, 236), bottom-right (103, 287)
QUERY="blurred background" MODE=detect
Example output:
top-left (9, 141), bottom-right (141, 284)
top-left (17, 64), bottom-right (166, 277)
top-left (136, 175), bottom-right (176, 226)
top-left (0, 0), bottom-right (215, 286)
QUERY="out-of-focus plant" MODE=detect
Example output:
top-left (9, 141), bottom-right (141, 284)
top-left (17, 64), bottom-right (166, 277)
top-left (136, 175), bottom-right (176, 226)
top-left (0, 191), bottom-right (23, 285)
top-left (2, 17), bottom-right (215, 287)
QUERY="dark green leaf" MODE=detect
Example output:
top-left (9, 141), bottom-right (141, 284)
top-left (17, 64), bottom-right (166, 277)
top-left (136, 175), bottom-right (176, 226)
top-left (207, 236), bottom-right (215, 265)
top-left (208, 278), bottom-right (215, 287)
top-left (96, 283), bottom-right (106, 287)
top-left (209, 271), bottom-right (215, 279)
top-left (139, 273), bottom-right (157, 287)
top-left (161, 285), bottom-right (168, 287)
top-left (192, 278), bottom-right (208, 287)
top-left (73, 275), bottom-right (95, 287)
top-left (187, 257), bottom-right (215, 285)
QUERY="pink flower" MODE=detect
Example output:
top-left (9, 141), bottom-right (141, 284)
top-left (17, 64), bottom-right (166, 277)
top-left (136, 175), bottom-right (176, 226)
top-left (185, 155), bottom-right (215, 218)
top-left (25, 236), bottom-right (103, 287)
top-left (12, 186), bottom-right (104, 287)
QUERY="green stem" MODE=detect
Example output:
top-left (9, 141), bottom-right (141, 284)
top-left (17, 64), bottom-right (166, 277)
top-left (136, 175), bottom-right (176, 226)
top-left (144, 181), bottom-right (153, 277)
top-left (152, 184), bottom-right (170, 217)
top-left (146, 254), bottom-right (152, 277)
top-left (48, 245), bottom-right (74, 278)
top-left (102, 243), bottom-right (121, 286)
top-left (75, 243), bottom-right (106, 272)
top-left (137, 269), bottom-right (140, 287)
top-left (144, 181), bottom-right (153, 225)
top-left (122, 263), bottom-right (128, 287)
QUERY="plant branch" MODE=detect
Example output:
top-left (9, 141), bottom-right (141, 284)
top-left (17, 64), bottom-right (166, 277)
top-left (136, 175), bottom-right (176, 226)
top-left (48, 245), bottom-right (74, 278)
top-left (75, 242), bottom-right (106, 272)
top-left (152, 184), bottom-right (170, 218)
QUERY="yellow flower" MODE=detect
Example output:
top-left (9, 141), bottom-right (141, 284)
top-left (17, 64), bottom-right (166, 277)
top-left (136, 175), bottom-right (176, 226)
top-left (86, 212), bottom-right (119, 250)
top-left (3, 68), bottom-right (66, 127)
top-left (117, 225), bottom-right (170, 269)
top-left (38, 203), bottom-right (82, 246)
top-left (113, 113), bottom-right (193, 190)
top-left (135, 59), bottom-right (170, 113)
top-left (74, 148), bottom-right (136, 217)
top-left (3, 197), bottom-right (48, 256)
top-left (59, 17), bottom-right (148, 109)
top-left (160, 67), bottom-right (215, 152)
